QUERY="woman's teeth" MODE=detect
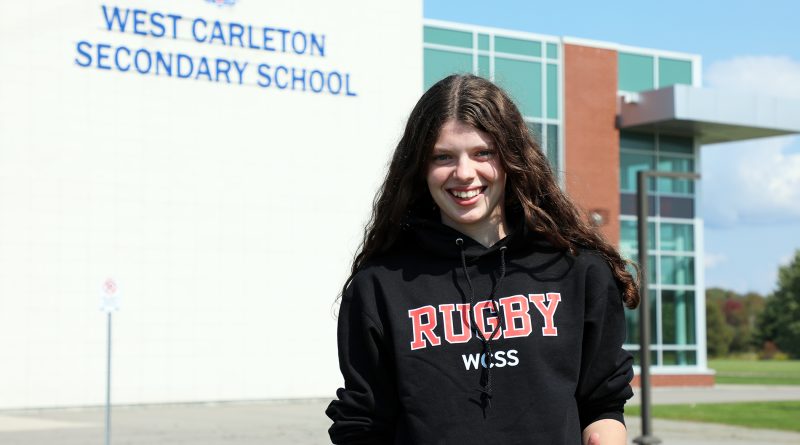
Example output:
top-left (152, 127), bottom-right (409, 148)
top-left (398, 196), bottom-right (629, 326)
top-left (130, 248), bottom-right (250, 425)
top-left (451, 189), bottom-right (481, 199)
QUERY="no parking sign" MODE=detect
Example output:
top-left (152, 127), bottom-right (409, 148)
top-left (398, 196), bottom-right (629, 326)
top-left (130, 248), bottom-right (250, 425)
top-left (100, 278), bottom-right (119, 313)
top-left (100, 277), bottom-right (118, 445)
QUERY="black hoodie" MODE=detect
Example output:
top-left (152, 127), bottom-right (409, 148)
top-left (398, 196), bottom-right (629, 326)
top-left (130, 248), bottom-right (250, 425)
top-left (326, 218), bottom-right (634, 444)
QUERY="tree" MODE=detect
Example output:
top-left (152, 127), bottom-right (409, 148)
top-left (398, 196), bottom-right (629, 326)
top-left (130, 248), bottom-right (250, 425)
top-left (706, 297), bottom-right (733, 357)
top-left (742, 292), bottom-right (766, 351)
top-left (756, 249), bottom-right (800, 358)
top-left (706, 287), bottom-right (765, 355)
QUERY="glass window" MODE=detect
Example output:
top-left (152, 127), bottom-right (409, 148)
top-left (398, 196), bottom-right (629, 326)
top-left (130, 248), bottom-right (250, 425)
top-left (624, 289), bottom-right (658, 349)
top-left (659, 196), bottom-right (695, 218)
top-left (657, 156), bottom-right (695, 195)
top-left (662, 349), bottom-right (697, 366)
top-left (620, 131), bottom-right (655, 151)
top-left (629, 350), bottom-right (661, 368)
top-left (424, 26), bottom-right (472, 48)
top-left (495, 58), bottom-right (542, 117)
top-left (659, 135), bottom-right (693, 154)
top-left (478, 34), bottom-right (489, 51)
top-left (478, 55), bottom-right (490, 79)
top-left (660, 223), bottom-right (694, 252)
top-left (661, 290), bottom-right (696, 345)
top-left (424, 48), bottom-right (472, 90)
top-left (526, 122), bottom-right (543, 145)
top-left (620, 220), bottom-right (656, 257)
top-left (620, 193), bottom-right (657, 217)
top-left (546, 63), bottom-right (559, 119)
top-left (494, 36), bottom-right (541, 56)
top-left (660, 255), bottom-right (695, 285)
top-left (546, 42), bottom-right (558, 59)
top-left (624, 309), bottom-right (638, 344)
top-left (620, 152), bottom-right (656, 192)
top-left (546, 124), bottom-right (559, 174)
top-left (619, 53), bottom-right (654, 92)
top-left (657, 155), bottom-right (694, 174)
top-left (659, 57), bottom-right (693, 88)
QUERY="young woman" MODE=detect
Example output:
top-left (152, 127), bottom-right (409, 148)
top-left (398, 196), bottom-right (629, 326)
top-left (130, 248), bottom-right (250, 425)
top-left (326, 74), bottom-right (639, 445)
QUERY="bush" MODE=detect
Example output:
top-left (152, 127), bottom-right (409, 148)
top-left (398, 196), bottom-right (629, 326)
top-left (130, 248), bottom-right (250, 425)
top-left (757, 341), bottom-right (784, 360)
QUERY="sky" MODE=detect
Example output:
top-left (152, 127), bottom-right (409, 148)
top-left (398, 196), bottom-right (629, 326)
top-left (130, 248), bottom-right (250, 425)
top-left (425, 0), bottom-right (800, 295)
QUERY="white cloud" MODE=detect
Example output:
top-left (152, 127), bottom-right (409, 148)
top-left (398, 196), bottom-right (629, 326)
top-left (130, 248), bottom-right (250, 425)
top-left (704, 252), bottom-right (727, 269)
top-left (702, 56), bottom-right (800, 227)
top-left (706, 56), bottom-right (800, 99)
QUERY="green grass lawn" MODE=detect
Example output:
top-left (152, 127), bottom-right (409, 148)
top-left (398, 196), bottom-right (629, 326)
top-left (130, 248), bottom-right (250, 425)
top-left (626, 401), bottom-right (800, 432)
top-left (709, 359), bottom-right (800, 385)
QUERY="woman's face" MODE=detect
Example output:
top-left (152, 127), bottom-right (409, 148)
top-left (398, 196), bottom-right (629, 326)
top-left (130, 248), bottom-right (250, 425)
top-left (426, 120), bottom-right (507, 236)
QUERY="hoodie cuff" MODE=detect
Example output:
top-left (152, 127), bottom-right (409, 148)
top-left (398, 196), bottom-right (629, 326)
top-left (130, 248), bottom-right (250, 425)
top-left (579, 405), bottom-right (626, 431)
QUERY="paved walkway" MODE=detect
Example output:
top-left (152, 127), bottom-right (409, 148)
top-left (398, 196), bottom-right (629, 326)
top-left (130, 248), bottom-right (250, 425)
top-left (630, 383), bottom-right (800, 405)
top-left (626, 417), bottom-right (800, 445)
top-left (0, 385), bottom-right (798, 444)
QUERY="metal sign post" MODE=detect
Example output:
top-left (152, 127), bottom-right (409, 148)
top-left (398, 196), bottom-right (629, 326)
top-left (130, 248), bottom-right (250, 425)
top-left (100, 279), bottom-right (119, 445)
top-left (633, 171), bottom-right (699, 445)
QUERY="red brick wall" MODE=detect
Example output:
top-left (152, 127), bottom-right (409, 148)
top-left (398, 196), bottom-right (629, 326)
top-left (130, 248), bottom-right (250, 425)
top-left (563, 44), bottom-right (620, 245)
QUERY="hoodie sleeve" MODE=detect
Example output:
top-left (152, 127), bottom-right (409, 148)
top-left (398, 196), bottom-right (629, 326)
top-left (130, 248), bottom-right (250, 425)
top-left (326, 276), bottom-right (397, 444)
top-left (575, 256), bottom-right (635, 431)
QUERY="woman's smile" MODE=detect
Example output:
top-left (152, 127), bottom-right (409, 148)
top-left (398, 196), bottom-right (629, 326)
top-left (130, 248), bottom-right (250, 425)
top-left (448, 186), bottom-right (487, 204)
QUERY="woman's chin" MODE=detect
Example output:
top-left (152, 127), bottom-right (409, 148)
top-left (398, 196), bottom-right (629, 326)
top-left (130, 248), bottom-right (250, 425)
top-left (442, 212), bottom-right (488, 229)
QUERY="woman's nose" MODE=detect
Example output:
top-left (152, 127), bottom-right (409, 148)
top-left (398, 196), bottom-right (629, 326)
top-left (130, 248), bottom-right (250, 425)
top-left (453, 156), bottom-right (476, 180)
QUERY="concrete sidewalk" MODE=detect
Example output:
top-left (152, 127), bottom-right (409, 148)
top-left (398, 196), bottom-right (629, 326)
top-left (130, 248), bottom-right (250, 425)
top-left (0, 385), bottom-right (798, 445)
top-left (630, 383), bottom-right (800, 405)
top-left (625, 416), bottom-right (800, 445)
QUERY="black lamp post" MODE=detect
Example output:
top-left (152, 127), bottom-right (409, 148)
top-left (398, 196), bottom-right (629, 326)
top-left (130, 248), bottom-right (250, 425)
top-left (632, 170), bottom-right (700, 445)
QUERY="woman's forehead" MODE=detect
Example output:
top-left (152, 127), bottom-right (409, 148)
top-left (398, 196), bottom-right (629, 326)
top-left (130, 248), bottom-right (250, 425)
top-left (433, 120), bottom-right (493, 149)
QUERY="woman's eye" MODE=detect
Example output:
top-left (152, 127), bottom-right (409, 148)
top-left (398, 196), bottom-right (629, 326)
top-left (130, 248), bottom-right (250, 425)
top-left (476, 150), bottom-right (494, 158)
top-left (432, 154), bottom-right (451, 162)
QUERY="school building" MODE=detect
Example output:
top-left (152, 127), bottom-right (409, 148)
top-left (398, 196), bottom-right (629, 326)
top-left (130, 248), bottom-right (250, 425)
top-left (422, 19), bottom-right (800, 385)
top-left (1, 1), bottom-right (798, 409)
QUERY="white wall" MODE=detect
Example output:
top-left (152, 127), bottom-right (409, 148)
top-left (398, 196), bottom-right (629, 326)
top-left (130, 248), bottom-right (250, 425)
top-left (0, 0), bottom-right (422, 408)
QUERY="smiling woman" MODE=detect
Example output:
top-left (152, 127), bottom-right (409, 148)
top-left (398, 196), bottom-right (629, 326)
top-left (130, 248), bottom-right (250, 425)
top-left (427, 120), bottom-right (507, 247)
top-left (326, 74), bottom-right (640, 445)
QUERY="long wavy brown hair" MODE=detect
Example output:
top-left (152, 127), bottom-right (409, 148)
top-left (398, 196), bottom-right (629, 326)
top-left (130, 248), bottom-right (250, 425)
top-left (344, 74), bottom-right (639, 308)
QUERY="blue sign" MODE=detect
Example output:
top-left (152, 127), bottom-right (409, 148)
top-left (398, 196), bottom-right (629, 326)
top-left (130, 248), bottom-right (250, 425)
top-left (74, 4), bottom-right (357, 97)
